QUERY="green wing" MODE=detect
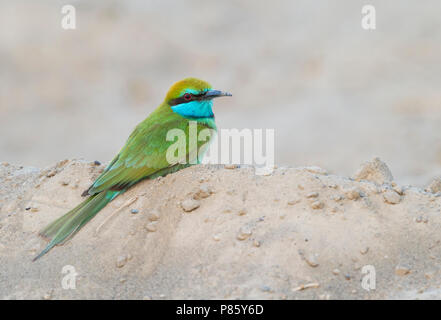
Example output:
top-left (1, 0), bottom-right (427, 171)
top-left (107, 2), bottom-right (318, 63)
top-left (85, 115), bottom-right (215, 195)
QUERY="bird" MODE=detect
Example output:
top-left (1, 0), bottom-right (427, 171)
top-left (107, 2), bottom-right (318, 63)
top-left (33, 77), bottom-right (231, 261)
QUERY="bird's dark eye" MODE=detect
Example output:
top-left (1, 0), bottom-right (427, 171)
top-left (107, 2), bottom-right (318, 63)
top-left (183, 93), bottom-right (192, 101)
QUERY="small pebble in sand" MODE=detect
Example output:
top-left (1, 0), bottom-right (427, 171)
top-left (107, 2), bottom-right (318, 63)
top-left (237, 226), bottom-right (253, 240)
top-left (46, 169), bottom-right (57, 178)
top-left (287, 198), bottom-right (301, 205)
top-left (145, 223), bottom-right (157, 232)
top-left (223, 206), bottom-right (233, 214)
top-left (224, 164), bottom-right (237, 169)
top-left (194, 183), bottom-right (213, 199)
top-left (130, 209), bottom-right (139, 214)
top-left (306, 192), bottom-right (319, 198)
top-left (392, 184), bottom-right (403, 195)
top-left (181, 199), bottom-right (200, 212)
top-left (344, 274), bottom-right (351, 280)
top-left (331, 206), bottom-right (339, 213)
top-left (330, 194), bottom-right (344, 202)
top-left (310, 200), bottom-right (324, 210)
top-left (344, 187), bottom-right (360, 200)
top-left (260, 285), bottom-right (272, 292)
top-left (30, 207), bottom-right (39, 213)
top-left (360, 247), bottom-right (369, 255)
top-left (116, 255), bottom-right (129, 268)
top-left (395, 265), bottom-right (411, 276)
top-left (298, 250), bottom-right (319, 267)
top-left (42, 293), bottom-right (52, 300)
top-left (238, 208), bottom-right (247, 216)
top-left (61, 180), bottom-right (70, 186)
top-left (417, 287), bottom-right (428, 294)
top-left (253, 240), bottom-right (261, 247)
top-left (332, 269), bottom-right (340, 275)
top-left (424, 273), bottom-right (433, 279)
top-left (93, 160), bottom-right (101, 166)
top-left (213, 234), bottom-right (221, 241)
top-left (148, 210), bottom-right (160, 221)
top-left (383, 189), bottom-right (401, 204)
top-left (305, 254), bottom-right (319, 267)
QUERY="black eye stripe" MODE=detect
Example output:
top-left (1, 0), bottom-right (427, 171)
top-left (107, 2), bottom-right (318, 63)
top-left (168, 92), bottom-right (207, 106)
top-left (169, 96), bottom-right (189, 106)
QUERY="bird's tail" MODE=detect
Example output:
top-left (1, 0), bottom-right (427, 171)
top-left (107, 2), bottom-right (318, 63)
top-left (33, 190), bottom-right (120, 261)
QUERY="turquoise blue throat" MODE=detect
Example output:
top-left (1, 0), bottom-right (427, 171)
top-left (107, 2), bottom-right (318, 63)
top-left (171, 100), bottom-right (214, 118)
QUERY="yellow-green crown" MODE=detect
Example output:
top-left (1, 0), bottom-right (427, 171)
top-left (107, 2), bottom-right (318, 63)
top-left (164, 77), bottom-right (212, 102)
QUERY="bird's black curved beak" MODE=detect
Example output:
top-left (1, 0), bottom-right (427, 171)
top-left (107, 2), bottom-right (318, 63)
top-left (204, 90), bottom-right (232, 99)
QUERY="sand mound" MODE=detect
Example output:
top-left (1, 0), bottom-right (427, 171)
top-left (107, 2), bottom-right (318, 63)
top-left (1, 159), bottom-right (441, 299)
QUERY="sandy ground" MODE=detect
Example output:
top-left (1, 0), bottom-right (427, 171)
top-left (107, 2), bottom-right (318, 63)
top-left (1, 159), bottom-right (441, 299)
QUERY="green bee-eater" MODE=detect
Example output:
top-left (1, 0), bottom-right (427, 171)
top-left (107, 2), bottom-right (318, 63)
top-left (33, 78), bottom-right (231, 261)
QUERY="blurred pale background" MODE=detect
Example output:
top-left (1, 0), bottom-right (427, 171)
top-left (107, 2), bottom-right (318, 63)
top-left (0, 0), bottom-right (440, 185)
